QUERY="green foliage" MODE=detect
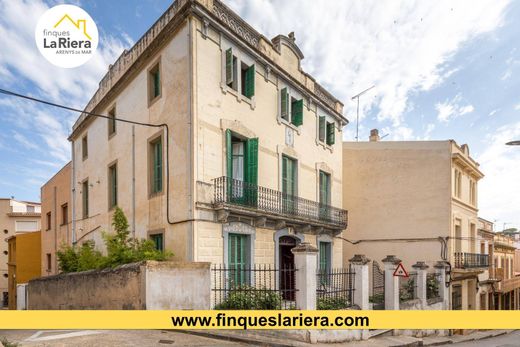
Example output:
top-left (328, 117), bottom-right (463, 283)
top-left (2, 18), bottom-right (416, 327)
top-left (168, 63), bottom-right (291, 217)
top-left (214, 286), bottom-right (282, 310)
top-left (369, 292), bottom-right (385, 304)
top-left (57, 207), bottom-right (172, 273)
top-left (399, 278), bottom-right (416, 302)
top-left (317, 296), bottom-right (351, 310)
top-left (427, 275), bottom-right (440, 299)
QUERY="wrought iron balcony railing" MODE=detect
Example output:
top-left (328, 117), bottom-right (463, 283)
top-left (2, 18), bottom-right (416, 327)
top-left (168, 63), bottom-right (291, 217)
top-left (453, 252), bottom-right (489, 269)
top-left (213, 176), bottom-right (348, 229)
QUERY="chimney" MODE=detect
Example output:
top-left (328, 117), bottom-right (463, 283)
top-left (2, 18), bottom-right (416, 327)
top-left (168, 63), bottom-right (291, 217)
top-left (369, 129), bottom-right (380, 142)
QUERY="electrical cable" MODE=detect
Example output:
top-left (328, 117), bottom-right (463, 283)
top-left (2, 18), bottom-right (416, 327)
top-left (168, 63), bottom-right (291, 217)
top-left (0, 87), bottom-right (176, 225)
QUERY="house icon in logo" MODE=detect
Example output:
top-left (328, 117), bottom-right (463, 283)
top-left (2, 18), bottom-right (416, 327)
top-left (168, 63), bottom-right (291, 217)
top-left (54, 14), bottom-right (92, 40)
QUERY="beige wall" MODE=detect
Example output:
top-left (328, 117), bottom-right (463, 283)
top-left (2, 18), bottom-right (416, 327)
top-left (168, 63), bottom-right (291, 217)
top-left (68, 4), bottom-right (346, 270)
top-left (342, 141), bottom-right (452, 269)
top-left (0, 199), bottom-right (40, 305)
top-left (40, 163), bottom-right (71, 276)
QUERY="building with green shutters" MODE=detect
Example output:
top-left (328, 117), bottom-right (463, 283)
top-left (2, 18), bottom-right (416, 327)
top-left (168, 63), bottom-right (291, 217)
top-left (67, 0), bottom-right (348, 276)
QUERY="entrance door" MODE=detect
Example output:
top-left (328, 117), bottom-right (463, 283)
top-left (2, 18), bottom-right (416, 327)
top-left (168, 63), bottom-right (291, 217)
top-left (279, 236), bottom-right (297, 301)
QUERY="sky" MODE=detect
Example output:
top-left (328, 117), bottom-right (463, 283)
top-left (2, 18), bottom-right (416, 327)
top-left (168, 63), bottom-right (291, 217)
top-left (0, 0), bottom-right (519, 230)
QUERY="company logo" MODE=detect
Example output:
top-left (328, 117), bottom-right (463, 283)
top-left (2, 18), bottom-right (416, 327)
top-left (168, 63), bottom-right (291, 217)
top-left (35, 5), bottom-right (98, 68)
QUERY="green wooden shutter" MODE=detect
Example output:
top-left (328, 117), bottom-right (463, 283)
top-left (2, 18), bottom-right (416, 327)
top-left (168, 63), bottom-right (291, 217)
top-left (225, 129), bottom-right (233, 177)
top-left (153, 139), bottom-right (163, 193)
top-left (225, 48), bottom-right (234, 85)
top-left (319, 116), bottom-right (326, 141)
top-left (326, 122), bottom-right (335, 145)
top-left (244, 64), bottom-right (255, 98)
top-left (229, 234), bottom-right (246, 285)
top-left (291, 99), bottom-right (303, 126)
top-left (280, 87), bottom-right (289, 120)
top-left (153, 70), bottom-right (161, 98)
top-left (245, 138), bottom-right (258, 207)
top-left (319, 242), bottom-right (327, 270)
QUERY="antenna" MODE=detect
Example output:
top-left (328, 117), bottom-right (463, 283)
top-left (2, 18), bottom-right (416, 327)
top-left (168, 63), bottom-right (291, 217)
top-left (351, 85), bottom-right (375, 141)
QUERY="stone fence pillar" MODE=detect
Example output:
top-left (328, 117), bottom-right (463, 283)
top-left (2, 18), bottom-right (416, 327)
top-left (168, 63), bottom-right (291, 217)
top-left (434, 261), bottom-right (450, 310)
top-left (412, 261), bottom-right (429, 308)
top-left (349, 254), bottom-right (370, 310)
top-left (382, 255), bottom-right (401, 310)
top-left (292, 242), bottom-right (318, 310)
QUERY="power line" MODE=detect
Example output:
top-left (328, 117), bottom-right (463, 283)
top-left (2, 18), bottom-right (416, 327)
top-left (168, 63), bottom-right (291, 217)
top-left (0, 87), bottom-right (176, 226)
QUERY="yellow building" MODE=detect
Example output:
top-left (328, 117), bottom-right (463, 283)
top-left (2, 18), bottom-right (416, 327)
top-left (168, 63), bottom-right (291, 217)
top-left (493, 232), bottom-right (520, 309)
top-left (7, 231), bottom-right (41, 310)
top-left (40, 162), bottom-right (72, 276)
top-left (343, 130), bottom-right (486, 310)
top-left (0, 198), bottom-right (40, 308)
top-left (67, 0), bottom-right (348, 278)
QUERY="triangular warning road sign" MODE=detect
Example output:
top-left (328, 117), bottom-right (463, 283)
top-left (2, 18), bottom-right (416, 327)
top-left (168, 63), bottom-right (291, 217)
top-left (393, 262), bottom-right (409, 277)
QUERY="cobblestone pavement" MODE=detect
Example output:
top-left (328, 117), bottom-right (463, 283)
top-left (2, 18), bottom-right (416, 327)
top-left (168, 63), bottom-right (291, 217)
top-left (0, 330), bottom-right (245, 347)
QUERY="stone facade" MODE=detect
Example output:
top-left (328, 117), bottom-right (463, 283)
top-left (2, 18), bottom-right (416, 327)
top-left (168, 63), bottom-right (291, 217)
top-left (66, 0), bottom-right (347, 276)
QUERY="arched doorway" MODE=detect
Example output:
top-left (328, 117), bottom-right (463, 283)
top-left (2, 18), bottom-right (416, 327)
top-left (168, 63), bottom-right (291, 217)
top-left (279, 235), bottom-right (298, 301)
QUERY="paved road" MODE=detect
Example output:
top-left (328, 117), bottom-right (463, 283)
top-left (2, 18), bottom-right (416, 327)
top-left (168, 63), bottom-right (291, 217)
top-left (449, 330), bottom-right (520, 346)
top-left (0, 330), bottom-right (244, 347)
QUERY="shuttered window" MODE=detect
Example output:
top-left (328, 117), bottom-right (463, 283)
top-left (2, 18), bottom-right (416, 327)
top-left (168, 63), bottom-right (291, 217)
top-left (82, 180), bottom-right (89, 218)
top-left (225, 47), bottom-right (234, 86)
top-left (148, 62), bottom-right (161, 102)
top-left (319, 242), bottom-right (332, 272)
top-left (280, 88), bottom-right (289, 121)
top-left (319, 171), bottom-right (330, 206)
top-left (291, 98), bottom-right (303, 126)
top-left (243, 64), bottom-right (255, 98)
top-left (108, 107), bottom-right (116, 137)
top-left (109, 163), bottom-right (118, 208)
top-left (318, 116), bottom-right (326, 142)
top-left (150, 137), bottom-right (163, 194)
top-left (229, 233), bottom-right (248, 285)
top-left (282, 156), bottom-right (296, 197)
top-left (326, 122), bottom-right (335, 145)
top-left (150, 233), bottom-right (164, 251)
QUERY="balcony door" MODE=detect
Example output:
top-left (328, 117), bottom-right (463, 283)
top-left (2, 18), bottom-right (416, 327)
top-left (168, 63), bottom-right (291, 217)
top-left (226, 129), bottom-right (258, 206)
top-left (319, 171), bottom-right (331, 220)
top-left (282, 156), bottom-right (297, 214)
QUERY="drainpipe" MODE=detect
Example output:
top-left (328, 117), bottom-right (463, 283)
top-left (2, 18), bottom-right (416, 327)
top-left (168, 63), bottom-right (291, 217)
top-left (71, 140), bottom-right (76, 245)
top-left (132, 125), bottom-right (136, 237)
top-left (187, 16), bottom-right (194, 261)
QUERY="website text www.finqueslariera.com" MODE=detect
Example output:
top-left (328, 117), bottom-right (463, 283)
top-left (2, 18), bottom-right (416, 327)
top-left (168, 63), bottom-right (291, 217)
top-left (171, 312), bottom-right (370, 330)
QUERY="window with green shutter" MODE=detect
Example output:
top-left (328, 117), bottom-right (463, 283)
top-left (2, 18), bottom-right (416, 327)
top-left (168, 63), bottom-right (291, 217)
top-left (150, 233), bottom-right (164, 251)
top-left (318, 241), bottom-right (332, 284)
top-left (280, 87), bottom-right (289, 121)
top-left (148, 62), bottom-right (161, 102)
top-left (82, 180), bottom-right (89, 218)
top-left (282, 155), bottom-right (297, 214)
top-left (225, 47), bottom-right (234, 85)
top-left (326, 122), bottom-right (335, 145)
top-left (150, 137), bottom-right (163, 194)
top-left (319, 171), bottom-right (331, 220)
top-left (109, 163), bottom-right (118, 208)
top-left (228, 233), bottom-right (249, 285)
top-left (318, 116), bottom-right (326, 142)
top-left (225, 130), bottom-right (258, 205)
top-left (291, 98), bottom-right (303, 126)
top-left (241, 63), bottom-right (255, 98)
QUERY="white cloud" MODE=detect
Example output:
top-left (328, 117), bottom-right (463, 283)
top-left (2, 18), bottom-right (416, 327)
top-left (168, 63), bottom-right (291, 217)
top-left (435, 94), bottom-right (474, 123)
top-left (478, 121), bottom-right (520, 228)
top-left (12, 131), bottom-right (38, 150)
top-left (514, 103), bottom-right (520, 111)
top-left (226, 0), bottom-right (510, 128)
top-left (381, 125), bottom-right (415, 141)
top-left (0, 0), bottom-right (131, 165)
top-left (488, 109), bottom-right (499, 116)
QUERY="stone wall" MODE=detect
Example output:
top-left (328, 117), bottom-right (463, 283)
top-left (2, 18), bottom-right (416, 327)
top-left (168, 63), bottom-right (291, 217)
top-left (28, 261), bottom-right (210, 310)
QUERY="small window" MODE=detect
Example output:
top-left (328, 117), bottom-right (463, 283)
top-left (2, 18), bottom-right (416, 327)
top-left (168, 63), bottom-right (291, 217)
top-left (82, 134), bottom-right (88, 160)
top-left (108, 106), bottom-right (116, 137)
top-left (150, 233), bottom-right (164, 251)
top-left (240, 62), bottom-right (255, 98)
top-left (46, 253), bottom-right (52, 271)
top-left (82, 180), bottom-right (89, 218)
top-left (149, 137), bottom-right (163, 195)
top-left (46, 212), bottom-right (51, 231)
top-left (280, 87), bottom-right (303, 126)
top-left (326, 122), bottom-right (335, 145)
top-left (225, 48), bottom-right (238, 91)
top-left (148, 62), bottom-right (161, 102)
top-left (318, 116), bottom-right (326, 142)
top-left (108, 163), bottom-right (118, 208)
top-left (61, 203), bottom-right (68, 225)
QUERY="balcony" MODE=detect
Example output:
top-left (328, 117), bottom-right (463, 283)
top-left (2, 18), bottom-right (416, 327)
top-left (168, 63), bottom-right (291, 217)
top-left (453, 252), bottom-right (489, 269)
top-left (212, 176), bottom-right (347, 232)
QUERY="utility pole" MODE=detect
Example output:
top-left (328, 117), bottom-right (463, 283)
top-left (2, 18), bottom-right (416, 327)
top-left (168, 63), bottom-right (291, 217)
top-left (351, 85), bottom-right (375, 141)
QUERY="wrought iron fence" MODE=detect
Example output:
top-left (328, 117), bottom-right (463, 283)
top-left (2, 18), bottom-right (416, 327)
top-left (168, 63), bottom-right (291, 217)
top-left (426, 272), bottom-right (442, 300)
top-left (211, 264), bottom-right (297, 310)
top-left (453, 252), bottom-right (489, 269)
top-left (399, 272), bottom-right (417, 302)
top-left (213, 176), bottom-right (348, 228)
top-left (316, 266), bottom-right (355, 309)
top-left (371, 261), bottom-right (385, 310)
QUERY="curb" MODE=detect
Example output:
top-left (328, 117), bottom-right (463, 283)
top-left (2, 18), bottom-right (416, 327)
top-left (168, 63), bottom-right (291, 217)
top-left (174, 330), bottom-right (303, 347)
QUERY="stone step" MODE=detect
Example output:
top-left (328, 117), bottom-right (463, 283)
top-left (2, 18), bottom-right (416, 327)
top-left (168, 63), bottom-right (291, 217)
top-left (376, 336), bottom-right (423, 347)
top-left (369, 329), bottom-right (394, 338)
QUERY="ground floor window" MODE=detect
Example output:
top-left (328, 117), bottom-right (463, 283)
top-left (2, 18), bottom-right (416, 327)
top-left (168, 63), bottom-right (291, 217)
top-left (150, 233), bottom-right (164, 251)
top-left (452, 285), bottom-right (462, 310)
top-left (228, 233), bottom-right (250, 285)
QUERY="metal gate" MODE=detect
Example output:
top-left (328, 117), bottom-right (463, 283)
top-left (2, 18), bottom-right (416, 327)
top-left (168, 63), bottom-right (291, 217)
top-left (371, 261), bottom-right (385, 310)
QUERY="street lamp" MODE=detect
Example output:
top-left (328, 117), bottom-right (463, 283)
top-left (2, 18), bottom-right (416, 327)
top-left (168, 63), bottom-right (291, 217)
top-left (506, 140), bottom-right (520, 146)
